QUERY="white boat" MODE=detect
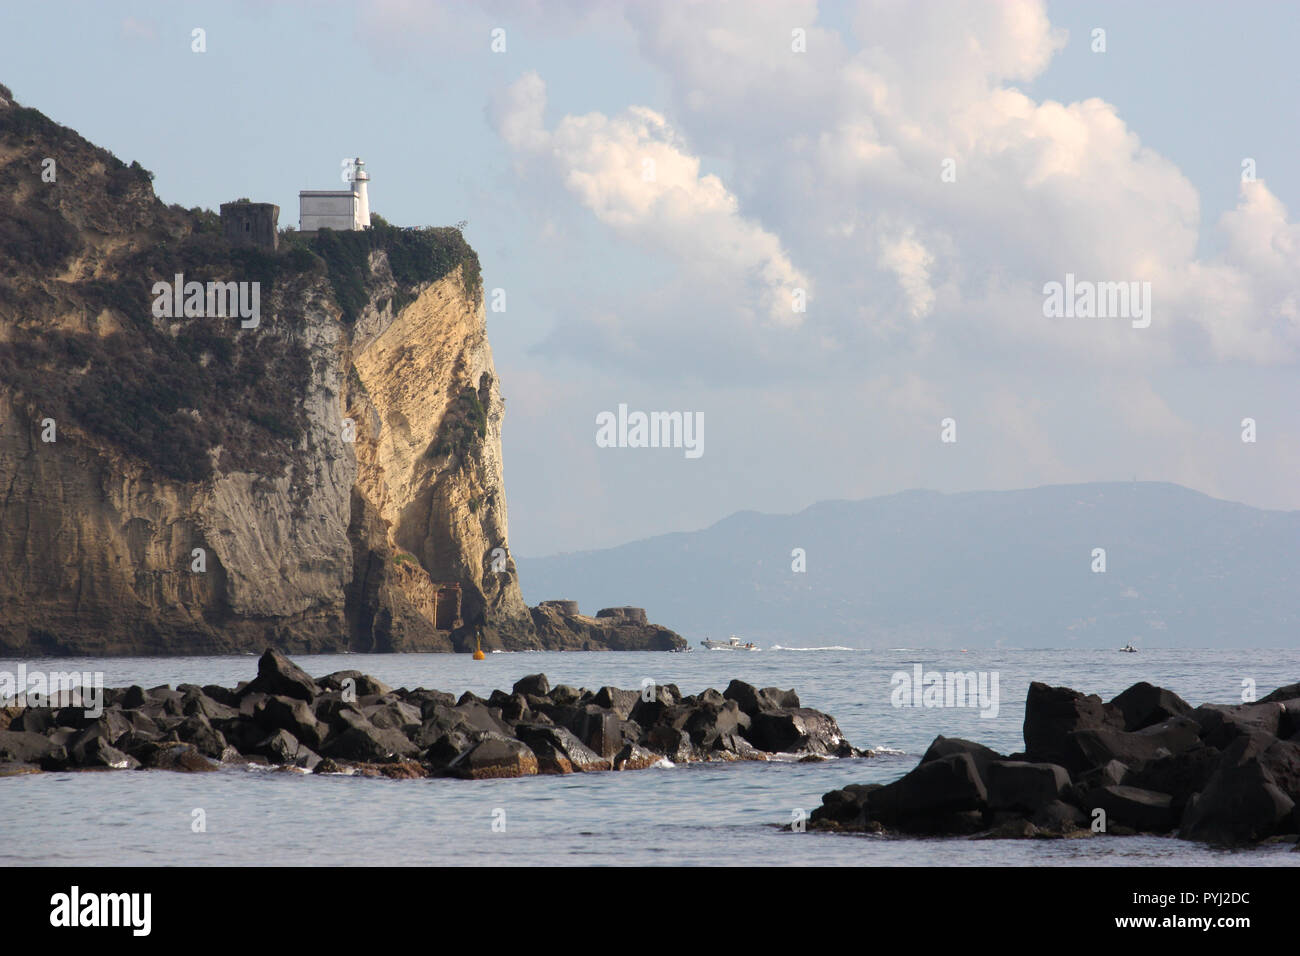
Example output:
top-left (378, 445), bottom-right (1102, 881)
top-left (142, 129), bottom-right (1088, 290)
top-left (1119, 643), bottom-right (1138, 653)
top-left (700, 635), bottom-right (760, 651)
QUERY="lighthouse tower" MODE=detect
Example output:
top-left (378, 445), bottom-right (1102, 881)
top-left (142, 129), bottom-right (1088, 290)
top-left (351, 157), bottom-right (371, 229)
top-left (298, 158), bottom-right (373, 233)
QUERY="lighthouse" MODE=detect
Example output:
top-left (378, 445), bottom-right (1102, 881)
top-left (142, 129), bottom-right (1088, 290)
top-left (298, 158), bottom-right (372, 233)
top-left (351, 157), bottom-right (371, 229)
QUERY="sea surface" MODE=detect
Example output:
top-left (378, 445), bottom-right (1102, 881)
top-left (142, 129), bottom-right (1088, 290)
top-left (3, 646), bottom-right (1298, 866)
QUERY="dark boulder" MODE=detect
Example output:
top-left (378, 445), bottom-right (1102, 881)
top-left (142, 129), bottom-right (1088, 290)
top-left (120, 686), bottom-right (147, 709)
top-left (70, 735), bottom-right (138, 769)
top-left (180, 688), bottom-right (238, 721)
top-left (361, 700), bottom-right (422, 734)
top-left (643, 723), bottom-right (697, 763)
top-left (1193, 702), bottom-right (1284, 749)
top-left (123, 709), bottom-right (162, 737)
top-left (628, 696), bottom-right (674, 730)
top-left (138, 686), bottom-right (185, 719)
top-left (1023, 682), bottom-right (1125, 772)
top-left (744, 708), bottom-right (850, 756)
top-left (1260, 682), bottom-right (1300, 704)
top-left (175, 713), bottom-right (228, 759)
top-left (211, 715), bottom-right (263, 754)
top-left (486, 691), bottom-right (530, 723)
top-left (515, 724), bottom-right (610, 773)
top-left (869, 753), bottom-right (988, 825)
top-left (592, 686), bottom-right (640, 719)
top-left (567, 705), bottom-right (623, 759)
top-left (811, 784), bottom-right (878, 825)
top-left (67, 713), bottom-right (132, 765)
top-left (919, 736), bottom-right (1006, 782)
top-left (723, 680), bottom-right (800, 716)
top-left (1124, 746), bottom-right (1222, 816)
top-left (986, 761), bottom-right (1071, 812)
top-left (512, 674), bottom-right (550, 698)
top-left (407, 689), bottom-right (457, 716)
top-left (1110, 682), bottom-right (1193, 731)
top-left (9, 708), bottom-right (60, 734)
top-left (421, 728), bottom-right (478, 769)
top-left (448, 700), bottom-right (512, 737)
top-left (255, 695), bottom-right (328, 749)
top-left (713, 731), bottom-right (765, 758)
top-left (1075, 759), bottom-right (1129, 792)
top-left (311, 694), bottom-right (352, 728)
top-left (1070, 716), bottom-right (1202, 770)
top-left (1086, 785), bottom-right (1177, 832)
top-left (1179, 733), bottom-right (1300, 845)
top-left (613, 742), bottom-right (660, 771)
top-left (318, 670), bottom-right (392, 698)
top-left (252, 729), bottom-right (321, 770)
top-left (1031, 799), bottom-right (1087, 831)
top-left (415, 708), bottom-right (470, 749)
top-left (201, 684), bottom-right (241, 708)
top-left (238, 691), bottom-right (269, 719)
top-left (117, 731), bottom-right (165, 764)
top-left (243, 649), bottom-right (320, 702)
top-left (550, 685), bottom-right (582, 706)
top-left (0, 730), bottom-right (66, 768)
top-left (146, 743), bottom-right (217, 772)
top-left (446, 734), bottom-right (538, 778)
top-left (684, 700), bottom-right (750, 751)
top-left (321, 710), bottom-right (418, 762)
top-left (696, 688), bottom-right (725, 708)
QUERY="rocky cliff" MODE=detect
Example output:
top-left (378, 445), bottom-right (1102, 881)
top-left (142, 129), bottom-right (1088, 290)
top-left (0, 85), bottom-right (683, 656)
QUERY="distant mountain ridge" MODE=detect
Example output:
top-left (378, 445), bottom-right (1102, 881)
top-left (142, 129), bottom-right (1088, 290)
top-left (518, 483), bottom-right (1300, 648)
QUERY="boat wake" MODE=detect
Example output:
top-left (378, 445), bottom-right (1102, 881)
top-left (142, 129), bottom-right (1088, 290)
top-left (769, 644), bottom-right (855, 652)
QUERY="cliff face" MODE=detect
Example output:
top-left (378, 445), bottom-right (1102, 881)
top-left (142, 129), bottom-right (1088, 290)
top-left (0, 87), bottom-right (548, 655)
top-left (343, 254), bottom-right (533, 652)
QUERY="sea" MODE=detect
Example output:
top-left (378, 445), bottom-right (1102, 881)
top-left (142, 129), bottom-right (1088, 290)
top-left (3, 646), bottom-right (1298, 866)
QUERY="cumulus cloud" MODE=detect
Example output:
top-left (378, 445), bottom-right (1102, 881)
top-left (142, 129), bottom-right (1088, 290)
top-left (491, 71), bottom-right (810, 328)
top-left (354, 0), bottom-right (1300, 544)
top-left (603, 0), bottom-right (1300, 366)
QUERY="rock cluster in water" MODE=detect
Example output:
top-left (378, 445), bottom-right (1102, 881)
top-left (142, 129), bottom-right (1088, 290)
top-left (812, 679), bottom-right (1300, 847)
top-left (0, 649), bottom-right (861, 779)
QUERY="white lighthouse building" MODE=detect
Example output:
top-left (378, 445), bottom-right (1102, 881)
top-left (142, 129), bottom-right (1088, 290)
top-left (299, 158), bottom-right (372, 232)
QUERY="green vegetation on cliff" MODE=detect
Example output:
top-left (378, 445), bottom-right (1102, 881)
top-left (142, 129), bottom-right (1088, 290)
top-left (291, 214), bottom-right (482, 325)
top-left (0, 95), bottom-right (483, 486)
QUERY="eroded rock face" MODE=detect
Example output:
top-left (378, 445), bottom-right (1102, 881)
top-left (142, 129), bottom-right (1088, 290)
top-left (343, 255), bottom-right (532, 652)
top-left (527, 603), bottom-right (687, 652)
top-left (0, 650), bottom-right (866, 780)
top-left (0, 90), bottom-right (673, 655)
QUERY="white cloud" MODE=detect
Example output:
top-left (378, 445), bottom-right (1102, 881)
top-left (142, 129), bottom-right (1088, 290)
top-left (491, 71), bottom-right (810, 327)
top-left (878, 231), bottom-right (936, 321)
top-left (607, 0), bottom-right (1300, 367)
top-left (354, 0), bottom-right (1300, 543)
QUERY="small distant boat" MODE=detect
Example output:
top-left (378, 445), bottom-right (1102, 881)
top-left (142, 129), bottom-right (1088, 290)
top-left (700, 635), bottom-right (760, 651)
top-left (1119, 643), bottom-right (1138, 653)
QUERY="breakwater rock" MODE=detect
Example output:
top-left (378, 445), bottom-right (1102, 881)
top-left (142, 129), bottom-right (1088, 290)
top-left (0, 649), bottom-right (863, 779)
top-left (811, 679), bottom-right (1300, 847)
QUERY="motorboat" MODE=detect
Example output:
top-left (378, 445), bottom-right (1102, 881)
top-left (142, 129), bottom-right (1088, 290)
top-left (700, 635), bottom-right (760, 651)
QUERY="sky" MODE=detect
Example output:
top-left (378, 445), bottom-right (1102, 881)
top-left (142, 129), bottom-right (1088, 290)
top-left (3, 0), bottom-right (1298, 557)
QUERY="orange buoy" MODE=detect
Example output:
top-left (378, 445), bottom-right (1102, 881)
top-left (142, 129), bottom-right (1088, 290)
top-left (472, 634), bottom-right (486, 661)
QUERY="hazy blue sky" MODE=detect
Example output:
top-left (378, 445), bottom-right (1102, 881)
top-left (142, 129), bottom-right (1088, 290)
top-left (4, 1), bottom-right (1298, 555)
